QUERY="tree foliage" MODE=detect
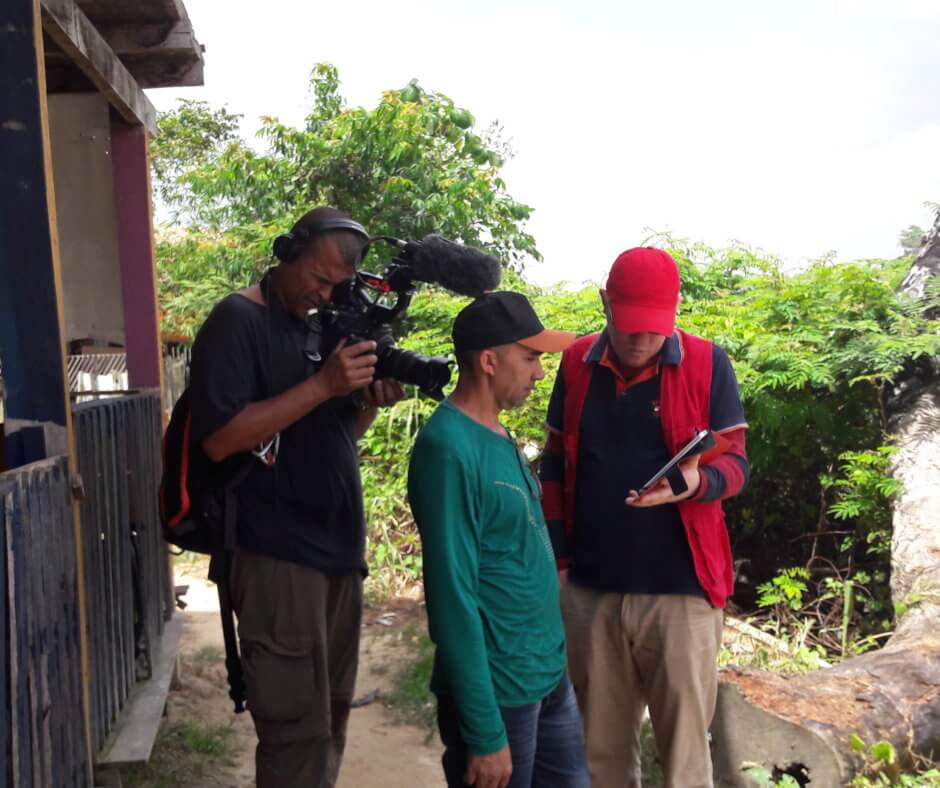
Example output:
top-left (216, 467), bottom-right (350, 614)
top-left (150, 99), bottom-right (242, 223)
top-left (152, 67), bottom-right (940, 647)
top-left (154, 64), bottom-right (539, 336)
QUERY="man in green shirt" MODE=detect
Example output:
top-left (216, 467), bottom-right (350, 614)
top-left (408, 292), bottom-right (590, 788)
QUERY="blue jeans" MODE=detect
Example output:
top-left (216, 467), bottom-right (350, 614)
top-left (437, 674), bottom-right (591, 788)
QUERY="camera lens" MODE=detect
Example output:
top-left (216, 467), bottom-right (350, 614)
top-left (374, 335), bottom-right (452, 400)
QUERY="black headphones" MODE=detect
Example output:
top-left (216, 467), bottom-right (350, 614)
top-left (272, 217), bottom-right (370, 263)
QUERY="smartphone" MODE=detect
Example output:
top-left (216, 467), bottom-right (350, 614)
top-left (637, 429), bottom-right (712, 494)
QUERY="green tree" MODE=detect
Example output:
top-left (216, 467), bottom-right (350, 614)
top-left (150, 99), bottom-right (242, 223)
top-left (155, 64), bottom-right (539, 336)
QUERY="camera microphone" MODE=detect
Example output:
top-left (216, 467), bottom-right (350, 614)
top-left (383, 235), bottom-right (502, 298)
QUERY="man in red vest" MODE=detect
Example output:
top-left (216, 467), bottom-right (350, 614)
top-left (539, 247), bottom-right (749, 788)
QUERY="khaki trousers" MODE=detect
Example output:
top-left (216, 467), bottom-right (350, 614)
top-left (561, 583), bottom-right (723, 788)
top-left (230, 549), bottom-right (362, 788)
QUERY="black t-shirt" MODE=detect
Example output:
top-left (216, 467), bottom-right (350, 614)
top-left (188, 289), bottom-right (366, 576)
top-left (570, 371), bottom-right (702, 595)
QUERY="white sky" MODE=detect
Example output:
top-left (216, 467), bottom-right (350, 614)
top-left (147, 0), bottom-right (940, 286)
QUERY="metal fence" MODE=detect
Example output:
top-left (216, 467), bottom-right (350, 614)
top-left (0, 456), bottom-right (91, 788)
top-left (67, 346), bottom-right (191, 419)
top-left (73, 390), bottom-right (172, 754)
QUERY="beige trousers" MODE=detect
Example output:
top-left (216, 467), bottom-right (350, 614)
top-left (561, 583), bottom-right (723, 788)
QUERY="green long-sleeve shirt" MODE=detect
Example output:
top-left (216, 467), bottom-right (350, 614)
top-left (407, 400), bottom-right (566, 755)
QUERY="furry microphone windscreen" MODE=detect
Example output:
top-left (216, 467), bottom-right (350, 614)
top-left (409, 235), bottom-right (502, 297)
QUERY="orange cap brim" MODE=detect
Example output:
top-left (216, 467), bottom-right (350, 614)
top-left (518, 329), bottom-right (577, 353)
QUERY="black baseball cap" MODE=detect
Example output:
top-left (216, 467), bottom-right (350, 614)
top-left (452, 291), bottom-right (576, 354)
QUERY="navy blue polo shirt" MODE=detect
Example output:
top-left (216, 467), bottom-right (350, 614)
top-left (545, 331), bottom-right (745, 595)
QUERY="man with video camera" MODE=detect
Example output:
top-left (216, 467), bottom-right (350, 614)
top-left (188, 206), bottom-right (404, 788)
top-left (539, 247), bottom-right (749, 788)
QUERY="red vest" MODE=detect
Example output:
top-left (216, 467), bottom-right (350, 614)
top-left (559, 330), bottom-right (734, 608)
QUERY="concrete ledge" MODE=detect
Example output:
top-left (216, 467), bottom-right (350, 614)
top-left (95, 613), bottom-right (184, 770)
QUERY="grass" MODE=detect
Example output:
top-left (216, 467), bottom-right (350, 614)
top-left (640, 719), bottom-right (665, 786)
top-left (123, 720), bottom-right (236, 788)
top-left (383, 626), bottom-right (437, 737)
top-left (122, 647), bottom-right (234, 787)
top-left (184, 645), bottom-right (225, 682)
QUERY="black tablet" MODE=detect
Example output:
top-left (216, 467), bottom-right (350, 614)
top-left (637, 429), bottom-right (712, 494)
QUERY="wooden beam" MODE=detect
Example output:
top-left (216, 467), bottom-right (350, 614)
top-left (111, 121), bottom-right (164, 390)
top-left (39, 0), bottom-right (156, 133)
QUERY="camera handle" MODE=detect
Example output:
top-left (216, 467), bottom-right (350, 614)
top-left (304, 308), bottom-right (323, 364)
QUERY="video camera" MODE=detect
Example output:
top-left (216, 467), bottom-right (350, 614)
top-left (304, 235), bottom-right (502, 400)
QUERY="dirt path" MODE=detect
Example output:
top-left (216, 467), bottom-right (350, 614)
top-left (166, 566), bottom-right (444, 788)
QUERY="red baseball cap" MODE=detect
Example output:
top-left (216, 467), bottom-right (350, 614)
top-left (605, 247), bottom-right (680, 335)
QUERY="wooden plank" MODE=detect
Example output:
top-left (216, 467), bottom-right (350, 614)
top-left (96, 613), bottom-right (183, 768)
top-left (1, 487), bottom-right (13, 787)
top-left (34, 473), bottom-right (54, 788)
top-left (39, 0), bottom-right (156, 133)
top-left (101, 406), bottom-right (121, 727)
top-left (93, 407), bottom-right (114, 734)
top-left (63, 460), bottom-right (88, 787)
top-left (47, 470), bottom-right (64, 787)
top-left (116, 405), bottom-right (135, 695)
top-left (6, 485), bottom-right (25, 787)
top-left (89, 408), bottom-right (107, 750)
top-left (78, 408), bottom-right (104, 750)
top-left (51, 463), bottom-right (72, 787)
top-left (0, 487), bottom-right (9, 788)
top-left (23, 470), bottom-right (40, 787)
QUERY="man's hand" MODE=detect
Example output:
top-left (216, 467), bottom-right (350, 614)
top-left (317, 339), bottom-right (377, 399)
top-left (465, 745), bottom-right (512, 788)
top-left (626, 455), bottom-right (701, 507)
top-left (360, 378), bottom-right (406, 409)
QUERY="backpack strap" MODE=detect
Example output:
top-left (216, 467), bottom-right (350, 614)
top-left (207, 547), bottom-right (246, 714)
top-left (207, 460), bottom-right (255, 714)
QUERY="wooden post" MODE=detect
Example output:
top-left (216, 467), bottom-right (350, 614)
top-left (0, 0), bottom-right (94, 780)
top-left (110, 121), bottom-right (165, 393)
